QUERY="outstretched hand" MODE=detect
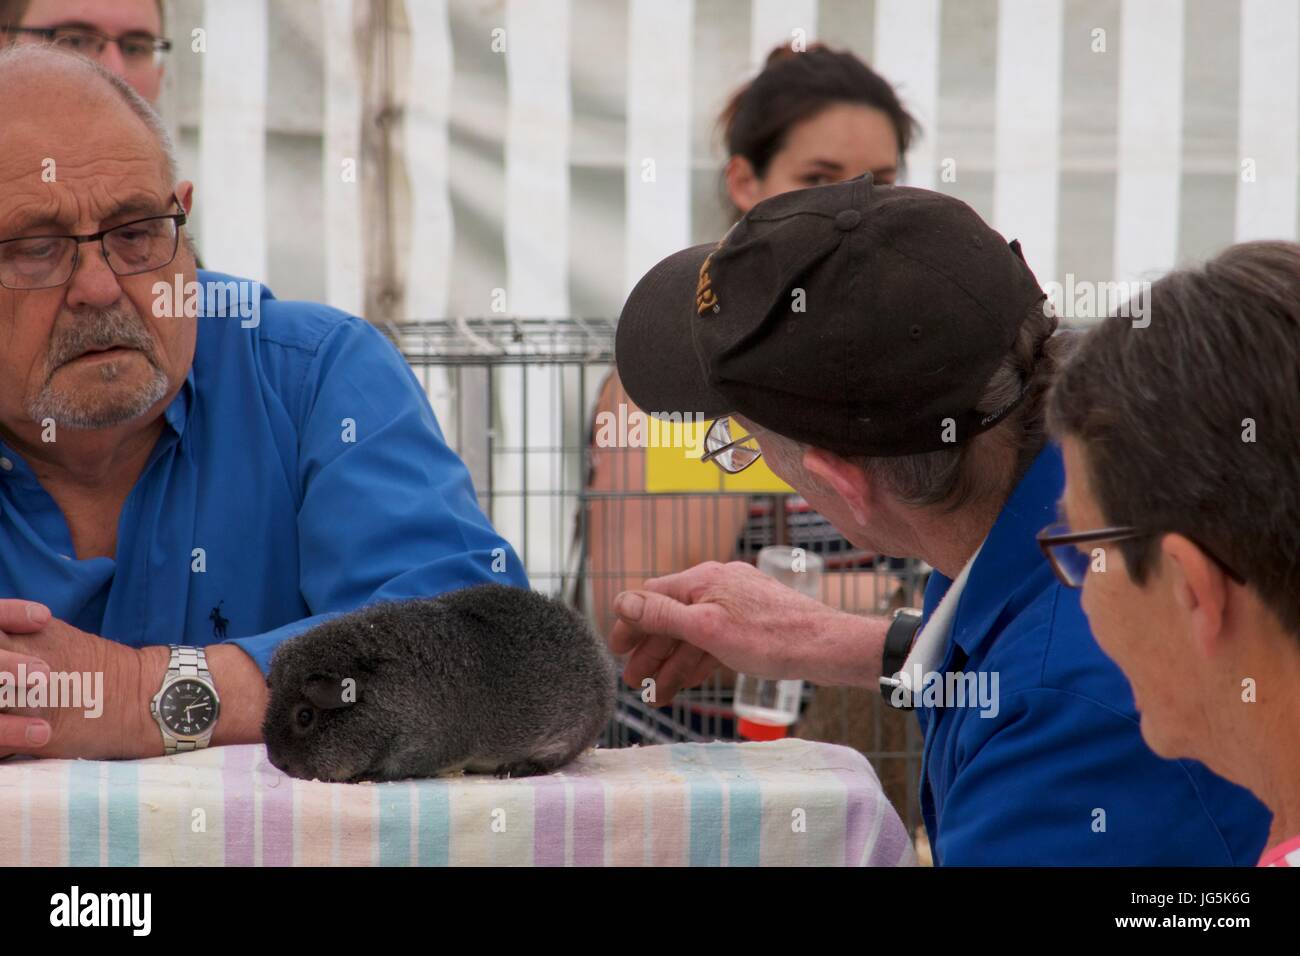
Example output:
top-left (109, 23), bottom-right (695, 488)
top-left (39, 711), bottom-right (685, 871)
top-left (609, 560), bottom-right (874, 705)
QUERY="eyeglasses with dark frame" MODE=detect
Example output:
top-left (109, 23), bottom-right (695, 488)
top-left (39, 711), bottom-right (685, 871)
top-left (1036, 522), bottom-right (1247, 589)
top-left (2, 25), bottom-right (172, 66)
top-left (699, 416), bottom-right (764, 474)
top-left (0, 198), bottom-right (188, 291)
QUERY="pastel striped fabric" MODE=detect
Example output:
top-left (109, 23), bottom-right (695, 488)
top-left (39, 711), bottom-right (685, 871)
top-left (0, 740), bottom-right (915, 867)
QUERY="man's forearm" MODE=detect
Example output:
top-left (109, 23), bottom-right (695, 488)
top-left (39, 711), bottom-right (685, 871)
top-left (802, 611), bottom-right (889, 690)
top-left (128, 644), bottom-right (268, 757)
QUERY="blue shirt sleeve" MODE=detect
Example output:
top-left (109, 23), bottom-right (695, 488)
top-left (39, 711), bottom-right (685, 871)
top-left (936, 687), bottom-right (1243, 866)
top-left (224, 316), bottom-right (527, 672)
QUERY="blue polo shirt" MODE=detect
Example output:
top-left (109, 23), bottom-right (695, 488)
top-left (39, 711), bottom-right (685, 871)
top-left (915, 442), bottom-right (1269, 865)
top-left (0, 272), bottom-right (526, 672)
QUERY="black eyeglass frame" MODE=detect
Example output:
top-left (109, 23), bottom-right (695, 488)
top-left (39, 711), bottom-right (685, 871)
top-left (0, 197), bottom-right (187, 291)
top-left (1, 25), bottom-right (173, 58)
top-left (1036, 523), bottom-right (1246, 589)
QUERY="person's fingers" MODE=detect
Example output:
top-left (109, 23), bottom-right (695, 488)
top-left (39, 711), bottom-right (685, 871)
top-left (647, 642), bottom-right (710, 706)
top-left (613, 589), bottom-right (713, 645)
top-left (640, 561), bottom-right (728, 603)
top-left (0, 715), bottom-right (51, 751)
top-left (0, 648), bottom-right (50, 682)
top-left (621, 633), bottom-right (680, 689)
top-left (0, 600), bottom-right (51, 635)
top-left (0, 634), bottom-right (54, 757)
top-left (607, 614), bottom-right (644, 656)
top-left (681, 651), bottom-right (720, 689)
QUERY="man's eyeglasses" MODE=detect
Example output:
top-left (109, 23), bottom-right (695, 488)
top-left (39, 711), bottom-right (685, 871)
top-left (700, 416), bottom-right (763, 474)
top-left (2, 25), bottom-right (172, 67)
top-left (0, 199), bottom-right (187, 291)
top-left (1036, 522), bottom-right (1246, 589)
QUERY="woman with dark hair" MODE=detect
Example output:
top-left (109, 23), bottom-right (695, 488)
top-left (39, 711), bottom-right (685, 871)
top-left (587, 44), bottom-right (921, 764)
top-left (591, 43), bottom-right (920, 629)
top-left (711, 42), bottom-right (920, 574)
top-left (720, 43), bottom-right (916, 212)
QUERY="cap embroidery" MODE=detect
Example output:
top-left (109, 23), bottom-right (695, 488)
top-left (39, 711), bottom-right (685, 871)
top-left (696, 253), bottom-right (719, 314)
top-left (694, 230), bottom-right (735, 316)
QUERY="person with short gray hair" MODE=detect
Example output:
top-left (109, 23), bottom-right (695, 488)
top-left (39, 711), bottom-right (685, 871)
top-left (610, 174), bottom-right (1270, 865)
top-left (1046, 239), bottom-right (1300, 867)
top-left (0, 46), bottom-right (524, 762)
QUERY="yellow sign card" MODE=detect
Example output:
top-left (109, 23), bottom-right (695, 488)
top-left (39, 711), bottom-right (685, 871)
top-left (644, 418), bottom-right (793, 493)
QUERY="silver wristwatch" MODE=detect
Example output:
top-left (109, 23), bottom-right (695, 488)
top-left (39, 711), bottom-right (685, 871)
top-left (150, 645), bottom-right (221, 754)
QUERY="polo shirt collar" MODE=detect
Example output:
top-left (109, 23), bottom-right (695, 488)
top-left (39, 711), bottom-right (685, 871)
top-left (922, 442), bottom-right (1065, 662)
top-left (0, 367), bottom-right (195, 473)
top-left (162, 367), bottom-right (196, 439)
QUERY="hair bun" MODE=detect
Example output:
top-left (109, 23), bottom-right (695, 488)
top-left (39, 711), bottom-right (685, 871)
top-left (763, 40), bottom-right (830, 68)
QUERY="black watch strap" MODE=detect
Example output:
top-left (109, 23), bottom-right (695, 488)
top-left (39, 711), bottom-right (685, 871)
top-left (879, 608), bottom-right (923, 709)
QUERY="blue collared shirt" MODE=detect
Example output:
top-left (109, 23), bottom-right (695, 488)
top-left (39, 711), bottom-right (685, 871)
top-left (915, 442), bottom-right (1270, 865)
top-left (0, 272), bottom-right (526, 672)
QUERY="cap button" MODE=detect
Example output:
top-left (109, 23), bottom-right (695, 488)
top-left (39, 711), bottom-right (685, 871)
top-left (835, 209), bottom-right (861, 231)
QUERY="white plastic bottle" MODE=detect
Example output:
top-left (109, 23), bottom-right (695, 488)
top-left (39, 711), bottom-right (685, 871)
top-left (734, 545), bottom-right (823, 740)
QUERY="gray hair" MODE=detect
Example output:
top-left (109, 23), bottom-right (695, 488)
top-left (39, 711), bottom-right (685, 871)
top-left (765, 302), bottom-right (1077, 515)
top-left (0, 44), bottom-right (179, 185)
top-left (1049, 240), bottom-right (1300, 637)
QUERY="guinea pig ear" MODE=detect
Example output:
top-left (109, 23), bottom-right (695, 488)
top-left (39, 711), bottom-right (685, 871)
top-left (302, 673), bottom-right (361, 710)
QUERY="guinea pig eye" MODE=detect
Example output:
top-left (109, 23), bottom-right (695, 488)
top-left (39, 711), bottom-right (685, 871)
top-left (292, 703), bottom-right (316, 733)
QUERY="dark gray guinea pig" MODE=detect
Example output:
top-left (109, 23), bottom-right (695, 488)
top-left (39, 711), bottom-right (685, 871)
top-left (262, 584), bottom-right (615, 783)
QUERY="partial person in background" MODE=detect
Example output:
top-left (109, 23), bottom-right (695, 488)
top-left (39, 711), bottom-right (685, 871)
top-left (718, 42), bottom-right (910, 211)
top-left (588, 43), bottom-right (919, 638)
top-left (0, 0), bottom-right (167, 102)
top-left (1045, 241), bottom-right (1300, 866)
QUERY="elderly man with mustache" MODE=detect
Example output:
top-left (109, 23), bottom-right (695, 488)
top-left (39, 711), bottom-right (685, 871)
top-left (0, 46), bottom-right (525, 760)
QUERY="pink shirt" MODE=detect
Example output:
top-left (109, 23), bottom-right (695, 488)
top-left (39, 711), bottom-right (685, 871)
top-left (1258, 835), bottom-right (1300, 867)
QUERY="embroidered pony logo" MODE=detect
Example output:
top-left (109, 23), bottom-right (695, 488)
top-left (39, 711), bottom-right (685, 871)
top-left (209, 601), bottom-right (229, 640)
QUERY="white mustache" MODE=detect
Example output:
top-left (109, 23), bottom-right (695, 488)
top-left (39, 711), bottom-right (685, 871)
top-left (49, 309), bottom-right (156, 369)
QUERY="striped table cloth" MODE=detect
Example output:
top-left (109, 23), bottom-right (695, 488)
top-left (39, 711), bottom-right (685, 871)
top-left (0, 739), bottom-right (915, 867)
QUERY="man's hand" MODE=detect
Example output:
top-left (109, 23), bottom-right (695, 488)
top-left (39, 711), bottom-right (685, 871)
top-left (0, 600), bottom-right (55, 753)
top-left (0, 609), bottom-right (154, 761)
top-left (609, 561), bottom-right (889, 706)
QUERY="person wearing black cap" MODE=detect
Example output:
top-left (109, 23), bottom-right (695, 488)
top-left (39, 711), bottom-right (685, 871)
top-left (609, 174), bottom-right (1270, 866)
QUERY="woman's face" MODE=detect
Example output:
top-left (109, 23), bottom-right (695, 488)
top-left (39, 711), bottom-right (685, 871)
top-left (728, 102), bottom-right (901, 214)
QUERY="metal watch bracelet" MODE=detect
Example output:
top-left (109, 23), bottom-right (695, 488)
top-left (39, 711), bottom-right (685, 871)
top-left (156, 644), bottom-right (217, 754)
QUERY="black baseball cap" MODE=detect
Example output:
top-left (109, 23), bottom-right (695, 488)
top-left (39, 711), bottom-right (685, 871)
top-left (615, 175), bottom-right (1048, 457)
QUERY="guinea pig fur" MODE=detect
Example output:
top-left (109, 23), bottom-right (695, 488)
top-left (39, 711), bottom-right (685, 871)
top-left (262, 584), bottom-right (616, 783)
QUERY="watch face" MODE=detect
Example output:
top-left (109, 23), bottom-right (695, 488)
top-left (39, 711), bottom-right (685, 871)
top-left (159, 679), bottom-right (218, 737)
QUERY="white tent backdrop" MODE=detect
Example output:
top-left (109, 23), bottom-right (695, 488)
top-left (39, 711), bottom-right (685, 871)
top-left (158, 0), bottom-right (1300, 587)
top-left (161, 0), bottom-right (1300, 323)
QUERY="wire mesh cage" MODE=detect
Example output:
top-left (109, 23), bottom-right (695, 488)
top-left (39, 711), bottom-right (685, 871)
top-left (392, 317), bottom-right (927, 834)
